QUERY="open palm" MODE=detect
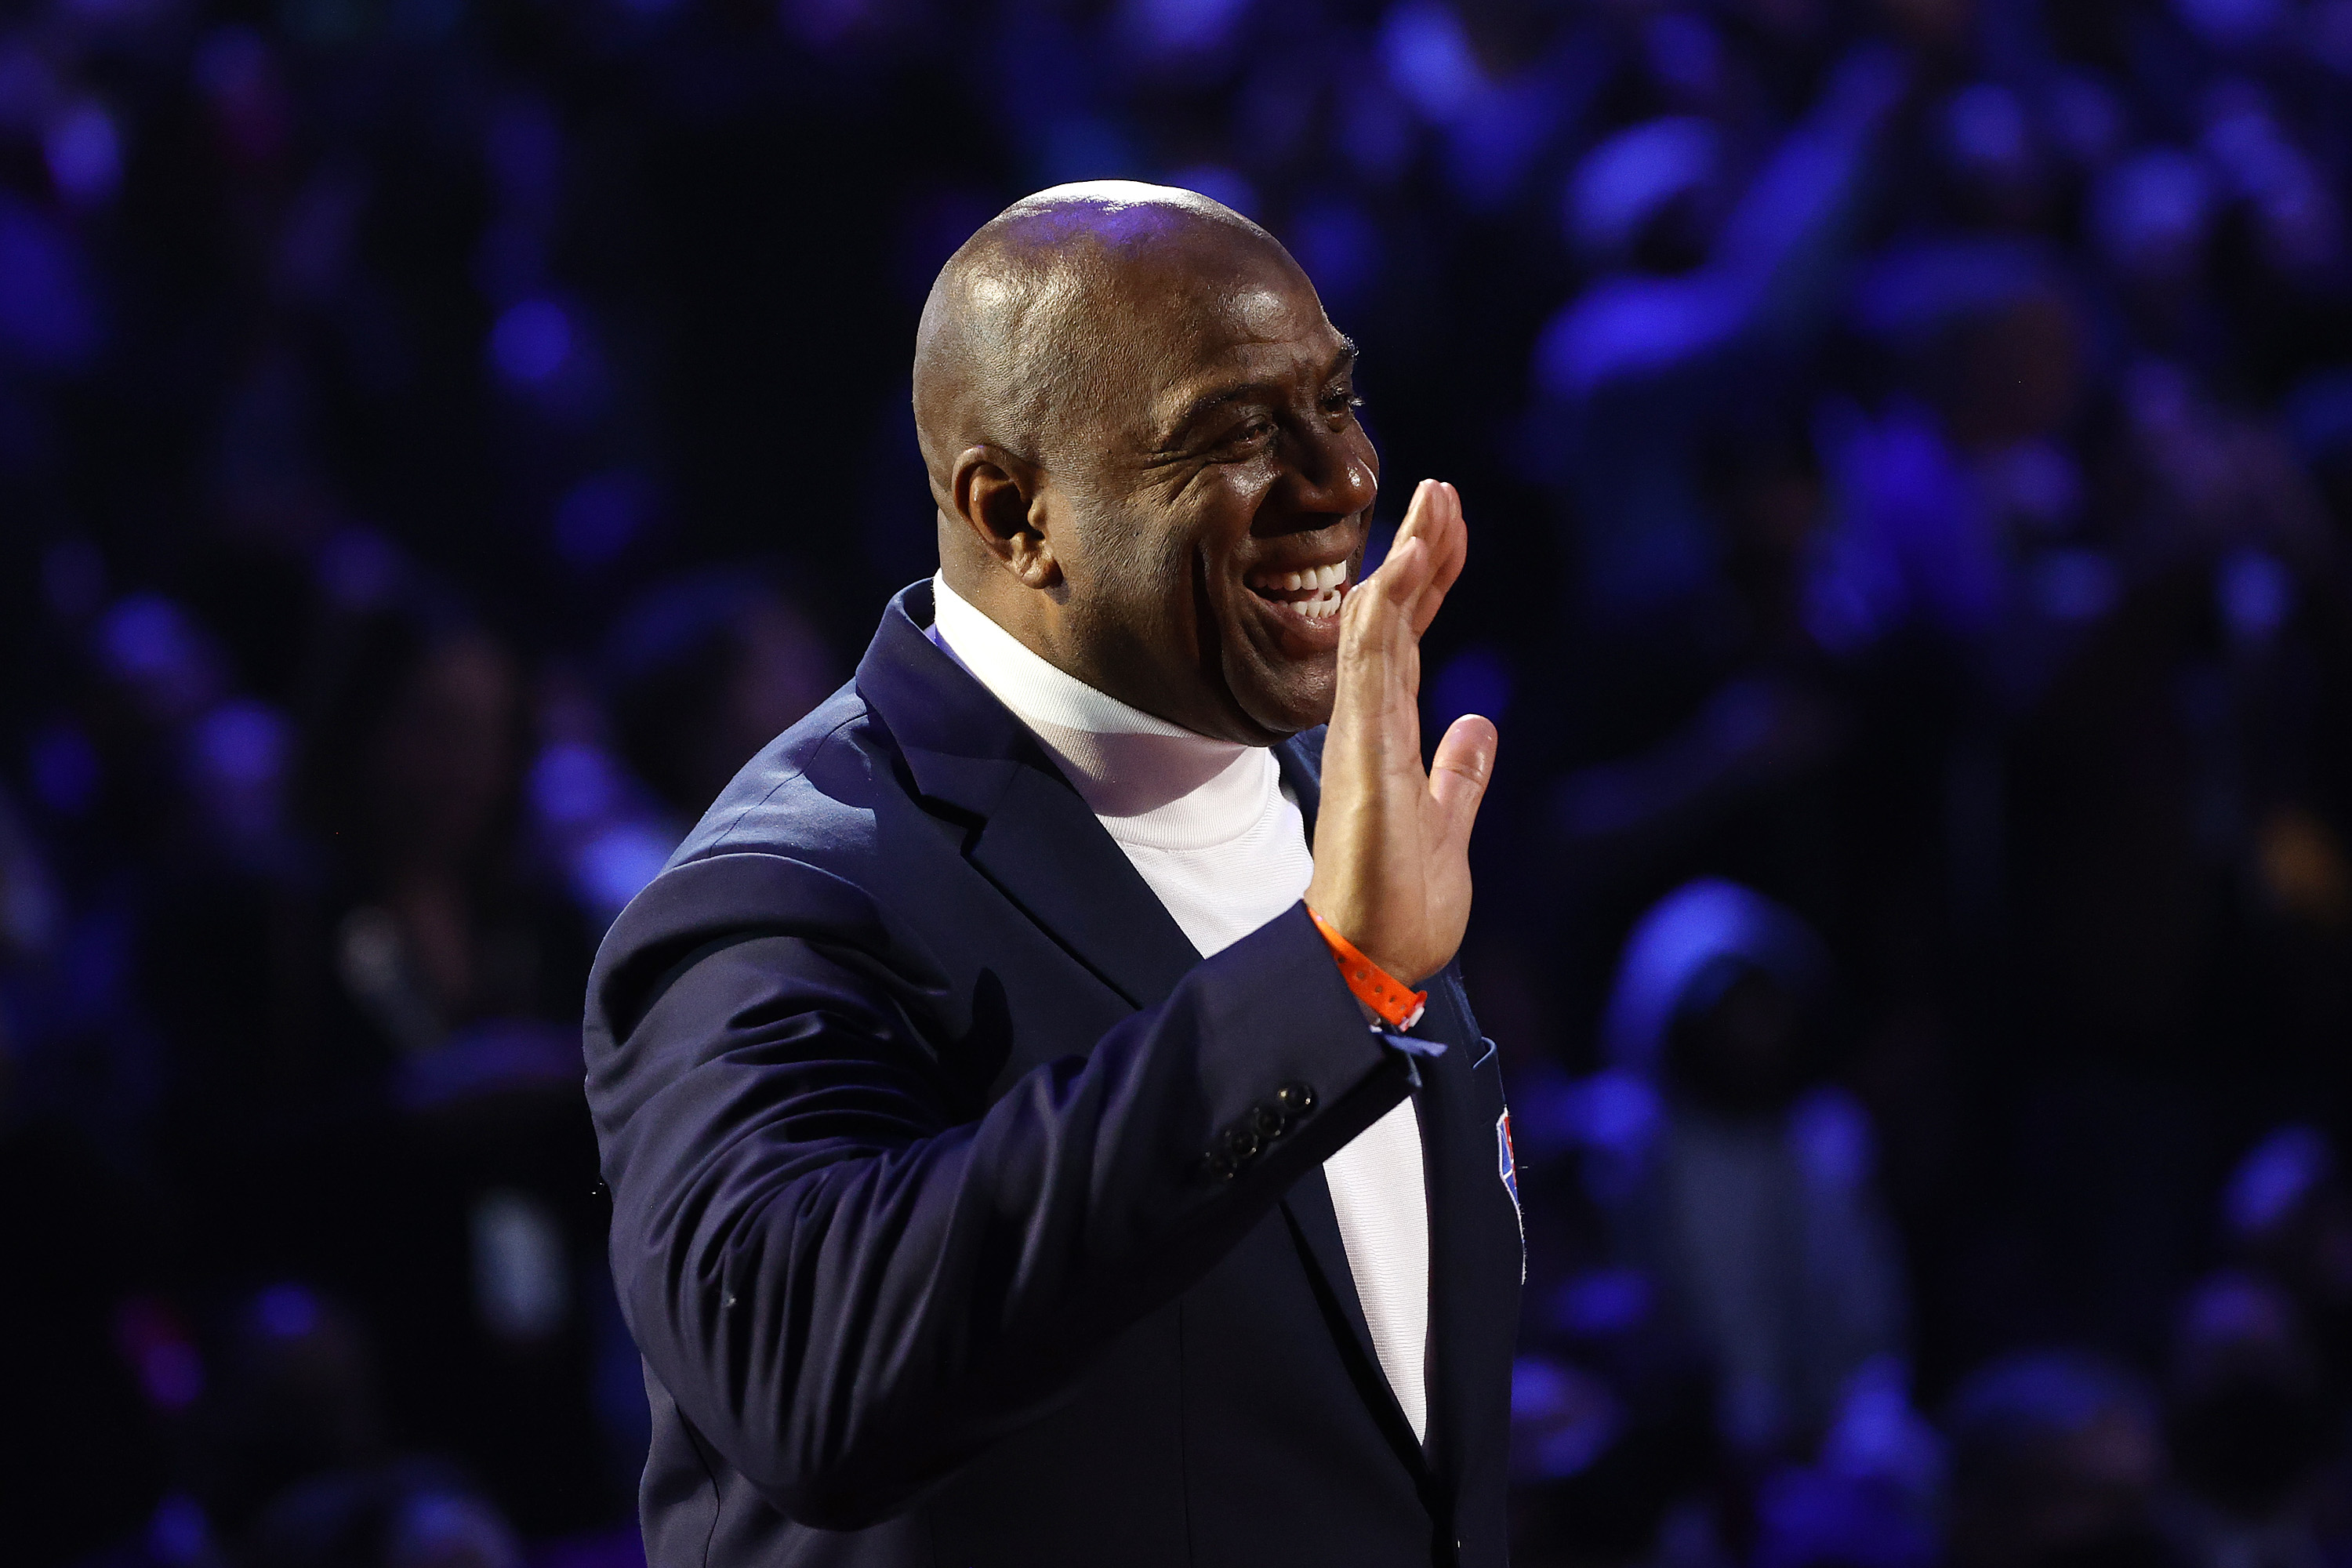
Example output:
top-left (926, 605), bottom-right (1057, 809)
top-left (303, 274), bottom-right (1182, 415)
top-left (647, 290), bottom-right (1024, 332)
top-left (1306, 480), bottom-right (1497, 985)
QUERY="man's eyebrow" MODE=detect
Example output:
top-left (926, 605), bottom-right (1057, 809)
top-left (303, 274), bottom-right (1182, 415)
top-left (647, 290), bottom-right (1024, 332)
top-left (1158, 339), bottom-right (1363, 442)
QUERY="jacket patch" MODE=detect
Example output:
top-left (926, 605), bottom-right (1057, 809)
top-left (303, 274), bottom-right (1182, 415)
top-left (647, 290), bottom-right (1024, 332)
top-left (1497, 1109), bottom-right (1525, 1281)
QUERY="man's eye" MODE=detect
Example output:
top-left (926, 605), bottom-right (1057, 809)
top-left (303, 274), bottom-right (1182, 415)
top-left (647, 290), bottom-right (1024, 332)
top-left (1323, 391), bottom-right (1364, 415)
top-left (1232, 419), bottom-right (1276, 446)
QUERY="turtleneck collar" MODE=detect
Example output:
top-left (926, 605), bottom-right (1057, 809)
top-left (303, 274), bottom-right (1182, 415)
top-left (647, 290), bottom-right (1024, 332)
top-left (927, 573), bottom-right (1281, 850)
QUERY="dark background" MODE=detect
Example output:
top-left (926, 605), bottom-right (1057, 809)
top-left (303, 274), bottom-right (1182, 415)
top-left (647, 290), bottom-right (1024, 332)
top-left (8, 1), bottom-right (2352, 1565)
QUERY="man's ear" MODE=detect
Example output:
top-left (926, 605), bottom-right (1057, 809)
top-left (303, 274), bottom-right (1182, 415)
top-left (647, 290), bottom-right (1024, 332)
top-left (949, 445), bottom-right (1060, 590)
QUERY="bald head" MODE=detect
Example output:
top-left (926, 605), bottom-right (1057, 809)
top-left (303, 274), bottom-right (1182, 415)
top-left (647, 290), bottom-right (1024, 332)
top-left (906, 180), bottom-right (1377, 746)
top-left (913, 181), bottom-right (1301, 517)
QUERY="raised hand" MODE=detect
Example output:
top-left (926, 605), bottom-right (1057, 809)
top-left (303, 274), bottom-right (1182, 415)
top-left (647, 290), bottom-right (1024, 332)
top-left (1305, 480), bottom-right (1497, 985)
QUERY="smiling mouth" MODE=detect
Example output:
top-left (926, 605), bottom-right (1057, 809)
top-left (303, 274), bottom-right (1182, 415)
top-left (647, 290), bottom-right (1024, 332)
top-left (1245, 559), bottom-right (1352, 621)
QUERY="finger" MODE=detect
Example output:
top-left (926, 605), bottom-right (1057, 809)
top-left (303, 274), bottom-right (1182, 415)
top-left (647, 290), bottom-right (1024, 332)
top-left (1436, 483), bottom-right (1468, 590)
top-left (1333, 533), bottom-right (1427, 723)
top-left (1364, 528), bottom-right (1435, 622)
top-left (1409, 483), bottom-right (1468, 637)
top-left (1381, 478), bottom-right (1437, 575)
top-left (1428, 712), bottom-right (1498, 843)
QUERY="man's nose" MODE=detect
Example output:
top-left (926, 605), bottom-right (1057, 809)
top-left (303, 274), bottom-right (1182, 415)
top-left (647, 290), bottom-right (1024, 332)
top-left (1284, 421), bottom-right (1377, 519)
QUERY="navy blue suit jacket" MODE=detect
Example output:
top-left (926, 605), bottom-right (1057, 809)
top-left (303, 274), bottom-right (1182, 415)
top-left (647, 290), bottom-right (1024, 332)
top-left (584, 583), bottom-right (1522, 1566)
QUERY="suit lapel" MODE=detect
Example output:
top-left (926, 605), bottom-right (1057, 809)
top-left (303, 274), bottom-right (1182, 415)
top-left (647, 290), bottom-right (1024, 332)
top-left (858, 583), bottom-right (1201, 1010)
top-left (964, 764), bottom-right (1200, 1007)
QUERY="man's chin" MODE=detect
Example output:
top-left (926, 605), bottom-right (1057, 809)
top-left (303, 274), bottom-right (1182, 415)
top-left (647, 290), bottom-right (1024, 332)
top-left (1227, 665), bottom-right (1335, 742)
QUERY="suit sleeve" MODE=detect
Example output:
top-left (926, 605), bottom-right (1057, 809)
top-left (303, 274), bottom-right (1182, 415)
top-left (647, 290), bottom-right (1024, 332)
top-left (585, 861), bottom-right (1410, 1530)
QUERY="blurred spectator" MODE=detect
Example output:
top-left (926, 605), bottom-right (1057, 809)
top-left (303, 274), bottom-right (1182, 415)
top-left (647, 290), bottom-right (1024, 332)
top-left (1944, 1352), bottom-right (2178, 1568)
top-left (246, 1461), bottom-right (521, 1568)
top-left (182, 1284), bottom-right (383, 1548)
top-left (603, 566), bottom-right (840, 826)
top-left (2160, 1272), bottom-right (2337, 1567)
top-left (271, 593), bottom-right (619, 1532)
top-left (0, 1004), bottom-right (169, 1564)
top-left (1579, 880), bottom-right (1909, 1456)
top-left (2222, 1127), bottom-right (2352, 1407)
top-left (295, 594), bottom-right (552, 1060)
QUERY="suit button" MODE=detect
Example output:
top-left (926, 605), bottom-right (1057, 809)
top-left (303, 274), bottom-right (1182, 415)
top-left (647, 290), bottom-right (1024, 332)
top-left (1249, 1104), bottom-right (1284, 1139)
top-left (1221, 1125), bottom-right (1261, 1163)
top-left (1275, 1082), bottom-right (1316, 1116)
top-left (1203, 1152), bottom-right (1239, 1181)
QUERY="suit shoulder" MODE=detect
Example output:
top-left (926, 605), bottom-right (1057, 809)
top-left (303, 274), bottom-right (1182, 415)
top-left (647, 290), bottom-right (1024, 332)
top-left (586, 681), bottom-right (945, 1043)
top-left (671, 682), bottom-right (898, 872)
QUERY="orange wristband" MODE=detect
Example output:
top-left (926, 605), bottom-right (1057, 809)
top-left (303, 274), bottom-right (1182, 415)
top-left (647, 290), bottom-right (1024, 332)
top-left (1306, 906), bottom-right (1428, 1031)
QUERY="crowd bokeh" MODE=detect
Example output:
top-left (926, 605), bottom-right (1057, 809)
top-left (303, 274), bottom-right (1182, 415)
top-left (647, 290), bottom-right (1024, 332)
top-left (6, 0), bottom-right (2352, 1564)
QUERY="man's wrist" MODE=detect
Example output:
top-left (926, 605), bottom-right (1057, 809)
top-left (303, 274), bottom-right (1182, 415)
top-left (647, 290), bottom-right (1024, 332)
top-left (1305, 905), bottom-right (1428, 1031)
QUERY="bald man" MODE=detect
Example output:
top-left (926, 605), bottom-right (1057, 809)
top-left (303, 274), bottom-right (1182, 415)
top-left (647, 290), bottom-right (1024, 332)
top-left (585, 183), bottom-right (1518, 1568)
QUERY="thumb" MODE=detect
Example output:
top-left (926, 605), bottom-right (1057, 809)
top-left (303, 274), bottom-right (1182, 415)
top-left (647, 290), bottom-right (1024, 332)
top-left (1428, 713), bottom-right (1497, 843)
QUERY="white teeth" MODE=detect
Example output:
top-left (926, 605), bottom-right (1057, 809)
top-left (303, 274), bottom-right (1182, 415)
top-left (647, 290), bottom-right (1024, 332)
top-left (1250, 562), bottom-right (1351, 592)
top-left (1298, 586), bottom-right (1342, 620)
top-left (1248, 561), bottom-right (1352, 616)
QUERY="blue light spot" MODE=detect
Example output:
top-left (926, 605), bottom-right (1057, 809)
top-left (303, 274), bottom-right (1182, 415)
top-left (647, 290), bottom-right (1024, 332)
top-left (1511, 1356), bottom-right (1624, 1478)
top-left (1566, 118), bottom-right (1719, 259)
top-left (147, 1495), bottom-right (214, 1568)
top-left (532, 742), bottom-right (622, 832)
top-left (1289, 198), bottom-right (1380, 317)
top-left (2032, 549), bottom-right (2118, 624)
top-left (554, 469), bottom-right (656, 569)
top-left (194, 700), bottom-right (290, 791)
top-left (1381, 0), bottom-right (1481, 124)
top-left (1036, 118), bottom-right (1142, 186)
top-left (0, 193), bottom-right (101, 370)
top-left (1431, 643), bottom-right (1513, 727)
top-left (2219, 548), bottom-right (2292, 644)
top-left (1340, 85), bottom-right (1415, 185)
top-left (97, 593), bottom-right (205, 691)
top-left (1555, 1266), bottom-right (1655, 1336)
top-left (578, 823), bottom-right (676, 924)
top-left (1163, 164), bottom-right (1257, 218)
top-left (485, 95), bottom-right (563, 212)
top-left (30, 724), bottom-right (100, 816)
top-left (254, 1283), bottom-right (321, 1340)
top-left (491, 297), bottom-right (573, 386)
top-left (1128, 0), bottom-right (1254, 54)
top-left (45, 100), bottom-right (122, 208)
top-left (1644, 12), bottom-right (1723, 98)
top-left (2092, 149), bottom-right (2212, 275)
top-left (2226, 1124), bottom-right (2332, 1236)
top-left (1942, 83), bottom-right (2031, 176)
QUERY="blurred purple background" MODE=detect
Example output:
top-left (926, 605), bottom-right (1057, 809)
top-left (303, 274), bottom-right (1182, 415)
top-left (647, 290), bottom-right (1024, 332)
top-left (8, 2), bottom-right (2352, 1566)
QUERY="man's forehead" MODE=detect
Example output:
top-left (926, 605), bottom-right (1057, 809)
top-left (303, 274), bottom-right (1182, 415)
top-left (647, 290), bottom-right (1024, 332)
top-left (1144, 322), bottom-right (1351, 423)
top-left (1117, 268), bottom-right (1344, 416)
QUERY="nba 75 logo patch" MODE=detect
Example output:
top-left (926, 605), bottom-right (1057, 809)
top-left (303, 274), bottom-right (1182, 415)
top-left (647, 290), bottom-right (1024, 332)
top-left (1497, 1109), bottom-right (1524, 1279)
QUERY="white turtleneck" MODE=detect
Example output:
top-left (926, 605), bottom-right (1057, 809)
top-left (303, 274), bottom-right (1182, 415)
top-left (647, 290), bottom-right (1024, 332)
top-left (928, 574), bottom-right (1432, 1442)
